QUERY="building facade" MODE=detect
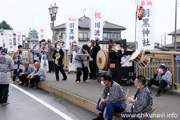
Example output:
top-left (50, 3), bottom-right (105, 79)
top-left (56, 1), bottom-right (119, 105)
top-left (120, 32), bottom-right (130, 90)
top-left (54, 15), bottom-right (126, 47)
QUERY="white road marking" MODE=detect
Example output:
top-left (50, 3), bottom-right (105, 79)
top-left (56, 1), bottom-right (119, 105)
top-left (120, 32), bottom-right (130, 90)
top-left (10, 84), bottom-right (73, 120)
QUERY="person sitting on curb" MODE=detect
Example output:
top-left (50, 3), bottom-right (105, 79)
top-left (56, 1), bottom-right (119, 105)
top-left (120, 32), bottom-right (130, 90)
top-left (19, 61), bottom-right (34, 87)
top-left (147, 64), bottom-right (172, 97)
top-left (122, 75), bottom-right (153, 120)
top-left (27, 62), bottom-right (46, 89)
top-left (93, 73), bottom-right (127, 120)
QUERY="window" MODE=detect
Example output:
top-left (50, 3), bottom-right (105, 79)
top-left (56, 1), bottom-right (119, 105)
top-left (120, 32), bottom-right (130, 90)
top-left (55, 33), bottom-right (59, 40)
top-left (79, 32), bottom-right (88, 41)
top-left (103, 33), bottom-right (108, 40)
top-left (62, 33), bottom-right (66, 40)
top-left (103, 32), bottom-right (121, 40)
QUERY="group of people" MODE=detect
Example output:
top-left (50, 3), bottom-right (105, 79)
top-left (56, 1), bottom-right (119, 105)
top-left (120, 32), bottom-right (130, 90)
top-left (0, 47), bottom-right (46, 105)
top-left (93, 63), bottom-right (172, 120)
top-left (0, 39), bottom-right (173, 120)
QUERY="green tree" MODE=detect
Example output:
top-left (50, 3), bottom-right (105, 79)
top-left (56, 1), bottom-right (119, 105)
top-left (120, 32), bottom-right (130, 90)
top-left (0, 21), bottom-right (13, 30)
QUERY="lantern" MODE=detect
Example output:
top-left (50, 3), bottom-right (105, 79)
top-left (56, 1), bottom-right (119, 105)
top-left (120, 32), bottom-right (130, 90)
top-left (137, 6), bottom-right (145, 20)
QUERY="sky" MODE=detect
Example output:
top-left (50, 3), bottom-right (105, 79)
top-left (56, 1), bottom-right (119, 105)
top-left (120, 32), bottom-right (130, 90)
top-left (0, 0), bottom-right (180, 45)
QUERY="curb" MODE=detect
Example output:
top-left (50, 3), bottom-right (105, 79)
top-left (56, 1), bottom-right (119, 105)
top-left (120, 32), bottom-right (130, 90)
top-left (150, 86), bottom-right (180, 96)
top-left (38, 82), bottom-right (122, 120)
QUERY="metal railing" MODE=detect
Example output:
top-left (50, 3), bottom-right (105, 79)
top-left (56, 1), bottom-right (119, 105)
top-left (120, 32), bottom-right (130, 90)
top-left (136, 51), bottom-right (180, 90)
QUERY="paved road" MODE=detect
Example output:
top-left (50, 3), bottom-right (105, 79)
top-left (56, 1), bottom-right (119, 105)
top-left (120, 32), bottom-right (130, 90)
top-left (0, 84), bottom-right (96, 120)
top-left (43, 72), bottom-right (180, 120)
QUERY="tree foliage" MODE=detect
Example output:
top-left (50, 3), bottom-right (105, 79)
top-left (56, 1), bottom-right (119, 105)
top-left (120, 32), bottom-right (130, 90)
top-left (0, 21), bottom-right (13, 30)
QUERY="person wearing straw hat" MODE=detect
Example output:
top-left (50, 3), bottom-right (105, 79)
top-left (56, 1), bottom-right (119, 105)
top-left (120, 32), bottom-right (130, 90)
top-left (93, 72), bottom-right (126, 120)
top-left (147, 64), bottom-right (172, 97)
top-left (0, 48), bottom-right (14, 105)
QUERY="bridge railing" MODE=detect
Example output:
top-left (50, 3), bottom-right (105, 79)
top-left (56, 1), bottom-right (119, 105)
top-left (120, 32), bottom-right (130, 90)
top-left (136, 51), bottom-right (180, 90)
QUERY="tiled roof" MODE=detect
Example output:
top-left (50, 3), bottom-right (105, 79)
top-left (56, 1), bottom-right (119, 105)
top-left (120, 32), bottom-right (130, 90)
top-left (54, 15), bottom-right (126, 31)
top-left (168, 29), bottom-right (180, 35)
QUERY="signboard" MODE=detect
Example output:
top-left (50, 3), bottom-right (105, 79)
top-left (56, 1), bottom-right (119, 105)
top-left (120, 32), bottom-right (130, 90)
top-left (1, 36), bottom-right (6, 47)
top-left (7, 33), bottom-right (14, 51)
top-left (90, 8), bottom-right (104, 41)
top-left (16, 31), bottom-right (22, 50)
top-left (65, 15), bottom-right (78, 49)
top-left (137, 0), bottom-right (155, 50)
top-left (39, 28), bottom-right (45, 41)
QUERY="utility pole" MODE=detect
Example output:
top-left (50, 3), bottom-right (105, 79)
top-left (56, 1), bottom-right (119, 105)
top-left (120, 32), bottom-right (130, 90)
top-left (174, 0), bottom-right (177, 51)
top-left (164, 33), bottom-right (166, 46)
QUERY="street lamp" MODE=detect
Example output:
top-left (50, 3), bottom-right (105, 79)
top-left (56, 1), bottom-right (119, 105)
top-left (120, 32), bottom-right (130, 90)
top-left (48, 3), bottom-right (58, 44)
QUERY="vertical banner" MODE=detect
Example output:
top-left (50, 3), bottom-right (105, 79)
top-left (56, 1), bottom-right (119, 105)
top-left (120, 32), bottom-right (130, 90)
top-left (65, 15), bottom-right (78, 49)
top-left (16, 31), bottom-right (22, 50)
top-left (90, 8), bottom-right (104, 41)
top-left (7, 33), bottom-right (14, 51)
top-left (1, 36), bottom-right (6, 47)
top-left (39, 28), bottom-right (45, 41)
top-left (0, 36), bottom-right (2, 46)
top-left (137, 0), bottom-right (155, 50)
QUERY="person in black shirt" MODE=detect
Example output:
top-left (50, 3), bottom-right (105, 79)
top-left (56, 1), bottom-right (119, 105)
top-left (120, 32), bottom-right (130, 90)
top-left (109, 42), bottom-right (124, 83)
top-left (53, 42), bottom-right (67, 81)
top-left (89, 40), bottom-right (100, 79)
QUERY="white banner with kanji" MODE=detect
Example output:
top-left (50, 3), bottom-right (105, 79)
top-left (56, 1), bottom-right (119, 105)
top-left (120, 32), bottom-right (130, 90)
top-left (65, 15), bottom-right (78, 49)
top-left (7, 33), bottom-right (14, 51)
top-left (1, 36), bottom-right (7, 47)
top-left (90, 8), bottom-right (104, 41)
top-left (16, 31), bottom-right (22, 50)
top-left (137, 0), bottom-right (155, 50)
top-left (39, 28), bottom-right (45, 41)
top-left (0, 36), bottom-right (2, 47)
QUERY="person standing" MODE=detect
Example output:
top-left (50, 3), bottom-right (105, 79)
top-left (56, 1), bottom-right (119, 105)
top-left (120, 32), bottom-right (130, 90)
top-left (37, 41), bottom-right (42, 62)
top-left (0, 48), bottom-right (14, 105)
top-left (12, 45), bottom-right (24, 84)
top-left (30, 41), bottom-right (40, 63)
top-left (109, 43), bottom-right (124, 83)
top-left (89, 40), bottom-right (100, 79)
top-left (40, 39), bottom-right (49, 71)
top-left (53, 43), bottom-right (67, 81)
top-left (68, 40), bottom-right (81, 74)
top-left (47, 39), bottom-right (55, 73)
top-left (74, 44), bottom-right (90, 84)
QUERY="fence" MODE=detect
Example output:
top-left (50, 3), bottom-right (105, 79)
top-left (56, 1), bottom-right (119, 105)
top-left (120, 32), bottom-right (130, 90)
top-left (136, 51), bottom-right (180, 90)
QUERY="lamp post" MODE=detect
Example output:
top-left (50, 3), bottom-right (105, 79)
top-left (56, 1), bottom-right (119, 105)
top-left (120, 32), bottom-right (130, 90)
top-left (48, 3), bottom-right (58, 44)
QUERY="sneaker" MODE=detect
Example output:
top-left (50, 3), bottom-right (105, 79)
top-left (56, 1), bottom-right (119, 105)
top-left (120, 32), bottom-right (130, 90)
top-left (18, 83), bottom-right (24, 86)
top-left (93, 114), bottom-right (104, 120)
top-left (62, 78), bottom-right (67, 81)
top-left (29, 84), bottom-right (34, 88)
top-left (156, 93), bottom-right (160, 97)
top-left (33, 86), bottom-right (38, 89)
